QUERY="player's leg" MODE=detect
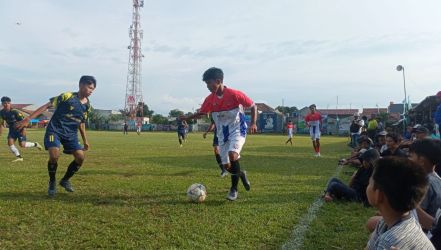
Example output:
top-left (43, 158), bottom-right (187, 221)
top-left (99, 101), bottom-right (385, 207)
top-left (45, 133), bottom-right (61, 196)
top-left (178, 132), bottom-right (183, 147)
top-left (310, 126), bottom-right (318, 154)
top-left (214, 146), bottom-right (227, 177)
top-left (315, 138), bottom-right (321, 157)
top-left (59, 137), bottom-right (85, 192)
top-left (18, 134), bottom-right (42, 150)
top-left (227, 137), bottom-right (249, 201)
top-left (7, 136), bottom-right (23, 162)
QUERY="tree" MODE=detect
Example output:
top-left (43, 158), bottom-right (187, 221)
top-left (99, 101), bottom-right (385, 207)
top-left (151, 114), bottom-right (169, 124)
top-left (275, 106), bottom-right (298, 115)
top-left (87, 108), bottom-right (106, 130)
top-left (143, 104), bottom-right (154, 118)
top-left (169, 109), bottom-right (184, 118)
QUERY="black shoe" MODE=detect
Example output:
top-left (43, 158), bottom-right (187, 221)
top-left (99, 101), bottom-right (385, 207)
top-left (48, 181), bottom-right (56, 196)
top-left (240, 171), bottom-right (250, 191)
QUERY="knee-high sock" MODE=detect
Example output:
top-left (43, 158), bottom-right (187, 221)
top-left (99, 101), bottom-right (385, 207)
top-left (24, 142), bottom-right (36, 148)
top-left (179, 138), bottom-right (182, 145)
top-left (230, 160), bottom-right (240, 191)
top-left (48, 162), bottom-right (58, 182)
top-left (62, 160), bottom-right (81, 181)
top-left (9, 145), bottom-right (20, 157)
top-left (316, 140), bottom-right (321, 153)
top-left (215, 153), bottom-right (224, 171)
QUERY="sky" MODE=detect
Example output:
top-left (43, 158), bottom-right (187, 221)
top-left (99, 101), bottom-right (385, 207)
top-left (1, 0), bottom-right (441, 115)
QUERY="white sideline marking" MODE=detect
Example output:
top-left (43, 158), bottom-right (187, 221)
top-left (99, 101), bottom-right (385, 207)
top-left (282, 165), bottom-right (343, 250)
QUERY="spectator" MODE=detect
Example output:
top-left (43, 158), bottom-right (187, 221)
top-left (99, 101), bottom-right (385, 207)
top-left (339, 136), bottom-right (373, 166)
top-left (365, 157), bottom-right (434, 249)
top-left (349, 113), bottom-right (364, 148)
top-left (435, 91), bottom-right (441, 138)
top-left (367, 114), bottom-right (378, 141)
top-left (380, 132), bottom-right (407, 157)
top-left (403, 125), bottom-right (413, 140)
top-left (375, 131), bottom-right (388, 155)
top-left (324, 149), bottom-right (379, 205)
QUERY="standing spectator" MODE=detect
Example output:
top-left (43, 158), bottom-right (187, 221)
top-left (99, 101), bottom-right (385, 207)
top-left (367, 114), bottom-right (378, 141)
top-left (349, 113), bottom-right (364, 148)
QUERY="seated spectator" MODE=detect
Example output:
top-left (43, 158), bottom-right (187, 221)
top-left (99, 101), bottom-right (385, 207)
top-left (409, 139), bottom-right (441, 232)
top-left (365, 157), bottom-right (434, 249)
top-left (339, 136), bottom-right (373, 166)
top-left (400, 125), bottom-right (431, 149)
top-left (324, 149), bottom-right (379, 205)
top-left (380, 132), bottom-right (407, 157)
top-left (374, 130), bottom-right (387, 154)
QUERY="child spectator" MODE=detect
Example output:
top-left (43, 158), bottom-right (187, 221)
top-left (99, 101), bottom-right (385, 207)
top-left (380, 132), bottom-right (407, 157)
top-left (366, 157), bottom-right (434, 249)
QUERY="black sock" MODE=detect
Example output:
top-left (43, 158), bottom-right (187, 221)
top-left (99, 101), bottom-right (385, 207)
top-left (48, 162), bottom-right (58, 182)
top-left (230, 160), bottom-right (240, 191)
top-left (179, 139), bottom-right (182, 145)
top-left (62, 161), bottom-right (81, 181)
top-left (215, 154), bottom-right (224, 171)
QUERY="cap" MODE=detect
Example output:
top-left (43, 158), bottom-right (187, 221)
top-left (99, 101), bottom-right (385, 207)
top-left (360, 149), bottom-right (380, 162)
top-left (415, 126), bottom-right (430, 134)
top-left (377, 130), bottom-right (387, 136)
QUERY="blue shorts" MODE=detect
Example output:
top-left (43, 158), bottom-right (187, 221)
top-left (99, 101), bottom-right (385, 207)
top-left (177, 130), bottom-right (186, 138)
top-left (44, 132), bottom-right (83, 154)
top-left (8, 129), bottom-right (26, 143)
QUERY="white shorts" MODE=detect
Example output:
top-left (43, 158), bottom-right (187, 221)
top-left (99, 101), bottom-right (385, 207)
top-left (219, 136), bottom-right (246, 165)
top-left (309, 125), bottom-right (321, 140)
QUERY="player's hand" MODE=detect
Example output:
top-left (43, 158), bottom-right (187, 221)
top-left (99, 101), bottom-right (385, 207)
top-left (202, 132), bottom-right (207, 139)
top-left (15, 117), bottom-right (30, 130)
top-left (249, 123), bottom-right (257, 134)
top-left (83, 142), bottom-right (90, 151)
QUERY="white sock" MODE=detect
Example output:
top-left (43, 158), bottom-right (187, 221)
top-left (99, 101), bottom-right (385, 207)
top-left (9, 145), bottom-right (21, 157)
top-left (24, 142), bottom-right (36, 148)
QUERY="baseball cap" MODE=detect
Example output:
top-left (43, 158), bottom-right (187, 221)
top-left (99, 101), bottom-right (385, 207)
top-left (415, 126), bottom-right (430, 134)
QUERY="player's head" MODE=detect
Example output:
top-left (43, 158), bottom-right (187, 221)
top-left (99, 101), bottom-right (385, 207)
top-left (78, 75), bottom-right (96, 98)
top-left (1, 96), bottom-right (12, 110)
top-left (309, 104), bottom-right (316, 113)
top-left (203, 67), bottom-right (223, 93)
top-left (366, 157), bottom-right (428, 212)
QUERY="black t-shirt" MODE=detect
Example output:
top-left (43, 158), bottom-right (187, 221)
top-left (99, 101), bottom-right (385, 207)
top-left (351, 166), bottom-right (374, 204)
top-left (380, 148), bottom-right (407, 157)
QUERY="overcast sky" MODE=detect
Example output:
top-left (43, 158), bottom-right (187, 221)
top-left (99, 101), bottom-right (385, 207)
top-left (1, 0), bottom-right (441, 115)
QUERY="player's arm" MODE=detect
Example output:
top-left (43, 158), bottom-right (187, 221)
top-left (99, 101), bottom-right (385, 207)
top-left (203, 121), bottom-right (216, 139)
top-left (249, 104), bottom-right (257, 134)
top-left (79, 122), bottom-right (89, 151)
top-left (180, 112), bottom-right (207, 122)
top-left (16, 102), bottom-right (52, 130)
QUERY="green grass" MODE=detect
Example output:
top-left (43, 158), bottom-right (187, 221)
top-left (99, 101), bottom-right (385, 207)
top-left (0, 130), bottom-right (372, 249)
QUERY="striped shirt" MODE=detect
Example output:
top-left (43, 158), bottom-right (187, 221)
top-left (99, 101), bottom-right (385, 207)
top-left (367, 215), bottom-right (434, 250)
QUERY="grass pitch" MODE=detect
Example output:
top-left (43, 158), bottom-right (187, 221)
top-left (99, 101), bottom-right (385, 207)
top-left (0, 130), bottom-right (374, 249)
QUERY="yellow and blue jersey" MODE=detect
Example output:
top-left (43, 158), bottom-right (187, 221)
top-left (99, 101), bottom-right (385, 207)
top-left (0, 109), bottom-right (25, 131)
top-left (47, 92), bottom-right (91, 139)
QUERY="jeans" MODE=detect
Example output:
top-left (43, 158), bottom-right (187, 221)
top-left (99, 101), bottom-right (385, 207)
top-left (351, 133), bottom-right (360, 148)
top-left (326, 178), bottom-right (358, 201)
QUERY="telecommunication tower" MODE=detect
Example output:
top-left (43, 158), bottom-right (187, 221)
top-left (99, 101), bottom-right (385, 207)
top-left (124, 0), bottom-right (145, 121)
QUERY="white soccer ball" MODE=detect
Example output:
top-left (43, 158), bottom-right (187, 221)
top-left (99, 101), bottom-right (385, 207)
top-left (186, 183), bottom-right (207, 203)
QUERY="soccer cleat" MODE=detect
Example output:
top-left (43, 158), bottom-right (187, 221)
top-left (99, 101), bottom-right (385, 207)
top-left (226, 188), bottom-right (238, 201)
top-left (35, 142), bottom-right (43, 150)
top-left (12, 157), bottom-right (23, 162)
top-left (240, 171), bottom-right (251, 191)
top-left (59, 180), bottom-right (74, 192)
top-left (48, 181), bottom-right (56, 196)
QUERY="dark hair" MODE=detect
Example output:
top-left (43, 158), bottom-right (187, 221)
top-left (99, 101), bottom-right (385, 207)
top-left (361, 148), bottom-right (380, 163)
top-left (358, 135), bottom-right (373, 145)
top-left (409, 139), bottom-right (441, 165)
top-left (79, 75), bottom-right (96, 87)
top-left (1, 96), bottom-right (11, 103)
top-left (372, 157), bottom-right (428, 213)
top-left (202, 67), bottom-right (223, 82)
top-left (309, 104), bottom-right (316, 109)
top-left (386, 132), bottom-right (400, 143)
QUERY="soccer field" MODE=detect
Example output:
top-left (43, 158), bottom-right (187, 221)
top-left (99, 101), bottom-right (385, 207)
top-left (0, 130), bottom-right (375, 249)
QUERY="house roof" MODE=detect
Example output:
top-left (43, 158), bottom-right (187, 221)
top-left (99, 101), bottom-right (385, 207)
top-left (255, 103), bottom-right (276, 113)
top-left (317, 109), bottom-right (359, 116)
top-left (389, 103), bottom-right (418, 113)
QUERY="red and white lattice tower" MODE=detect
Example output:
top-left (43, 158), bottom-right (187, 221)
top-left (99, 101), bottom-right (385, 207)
top-left (125, 0), bottom-right (144, 122)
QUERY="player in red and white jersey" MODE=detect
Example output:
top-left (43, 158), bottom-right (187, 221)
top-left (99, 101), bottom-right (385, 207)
top-left (180, 67), bottom-right (257, 201)
top-left (304, 104), bottom-right (322, 156)
top-left (285, 120), bottom-right (294, 145)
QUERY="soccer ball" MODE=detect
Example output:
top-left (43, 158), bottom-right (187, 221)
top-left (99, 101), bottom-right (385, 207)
top-left (186, 183), bottom-right (207, 203)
